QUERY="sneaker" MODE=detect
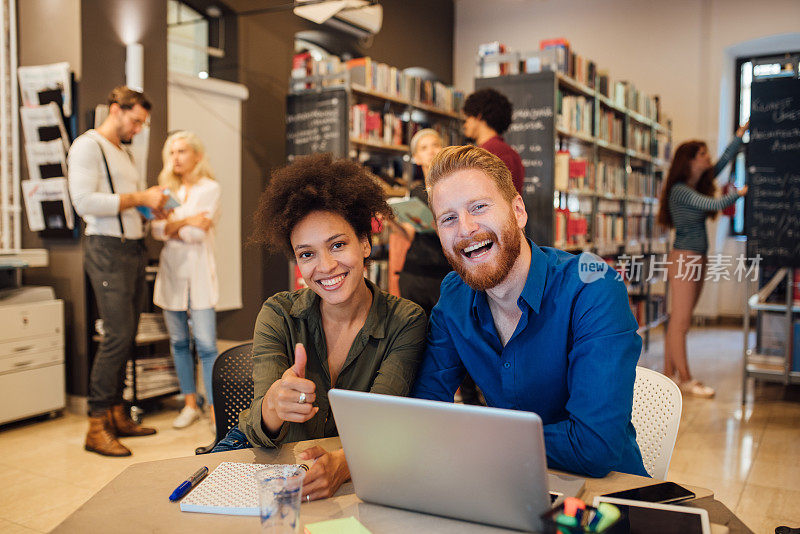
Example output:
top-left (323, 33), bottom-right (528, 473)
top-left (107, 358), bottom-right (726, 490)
top-left (679, 379), bottom-right (715, 398)
top-left (173, 406), bottom-right (201, 429)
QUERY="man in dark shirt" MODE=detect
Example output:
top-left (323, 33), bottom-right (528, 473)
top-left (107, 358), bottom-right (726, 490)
top-left (463, 88), bottom-right (525, 194)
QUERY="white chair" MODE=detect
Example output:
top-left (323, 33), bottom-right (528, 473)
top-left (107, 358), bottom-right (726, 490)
top-left (631, 366), bottom-right (682, 479)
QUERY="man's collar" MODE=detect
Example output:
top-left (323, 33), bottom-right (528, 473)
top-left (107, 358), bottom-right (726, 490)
top-left (520, 239), bottom-right (547, 314)
top-left (289, 278), bottom-right (387, 339)
top-left (471, 238), bottom-right (548, 318)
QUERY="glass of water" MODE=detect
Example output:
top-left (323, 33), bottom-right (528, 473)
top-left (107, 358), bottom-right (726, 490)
top-left (255, 466), bottom-right (307, 534)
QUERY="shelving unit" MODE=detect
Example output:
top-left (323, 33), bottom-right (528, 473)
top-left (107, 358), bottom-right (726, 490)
top-left (286, 64), bottom-right (465, 292)
top-left (742, 269), bottom-right (800, 404)
top-left (474, 69), bottom-right (671, 350)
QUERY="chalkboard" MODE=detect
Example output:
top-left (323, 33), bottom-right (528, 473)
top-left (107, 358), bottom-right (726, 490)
top-left (746, 75), bottom-right (800, 267)
top-left (286, 88), bottom-right (348, 159)
top-left (476, 72), bottom-right (556, 245)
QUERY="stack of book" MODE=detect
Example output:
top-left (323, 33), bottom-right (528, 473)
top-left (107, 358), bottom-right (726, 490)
top-left (554, 208), bottom-right (589, 247)
top-left (557, 92), bottom-right (593, 136)
top-left (291, 52), bottom-right (343, 90)
top-left (290, 54), bottom-right (465, 115)
top-left (626, 202), bottom-right (646, 243)
top-left (347, 57), bottom-right (464, 113)
top-left (555, 154), bottom-right (594, 192)
top-left (598, 110), bottom-right (623, 145)
top-left (539, 38), bottom-right (595, 87)
top-left (595, 198), bottom-right (625, 246)
top-left (628, 123), bottom-right (652, 155)
top-left (595, 162), bottom-right (625, 197)
top-left (350, 104), bottom-right (405, 146)
top-left (628, 170), bottom-right (649, 198)
top-left (123, 356), bottom-right (179, 401)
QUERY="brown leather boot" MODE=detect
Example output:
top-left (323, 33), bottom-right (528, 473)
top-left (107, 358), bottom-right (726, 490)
top-left (109, 404), bottom-right (157, 437)
top-left (85, 412), bottom-right (131, 457)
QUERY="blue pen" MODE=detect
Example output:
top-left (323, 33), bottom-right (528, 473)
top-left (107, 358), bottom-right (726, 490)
top-left (169, 466), bottom-right (208, 502)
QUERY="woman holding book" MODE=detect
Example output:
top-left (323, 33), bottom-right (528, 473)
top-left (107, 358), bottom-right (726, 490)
top-left (152, 131), bottom-right (221, 429)
top-left (213, 153), bottom-right (427, 502)
top-left (657, 122), bottom-right (749, 398)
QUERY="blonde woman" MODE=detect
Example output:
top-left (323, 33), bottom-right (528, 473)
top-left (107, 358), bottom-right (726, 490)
top-left (152, 131), bottom-right (221, 429)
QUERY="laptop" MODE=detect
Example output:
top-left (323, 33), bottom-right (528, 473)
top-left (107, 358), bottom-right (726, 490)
top-left (328, 389), bottom-right (585, 532)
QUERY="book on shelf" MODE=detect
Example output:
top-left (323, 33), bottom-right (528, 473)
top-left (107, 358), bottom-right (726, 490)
top-left (557, 92), bottom-right (592, 136)
top-left (477, 41), bottom-right (512, 78)
top-left (627, 122), bottom-right (653, 155)
top-left (598, 109), bottom-right (623, 145)
top-left (595, 209), bottom-right (625, 246)
top-left (350, 104), bottom-right (405, 146)
top-left (346, 57), bottom-right (463, 113)
top-left (554, 150), bottom-right (569, 191)
top-left (555, 153), bottom-right (595, 193)
top-left (568, 158), bottom-right (593, 191)
top-left (554, 208), bottom-right (588, 247)
top-left (479, 37), bottom-right (670, 129)
top-left (595, 162), bottom-right (625, 197)
top-left (290, 54), bottom-right (465, 115)
top-left (539, 37), bottom-right (570, 75)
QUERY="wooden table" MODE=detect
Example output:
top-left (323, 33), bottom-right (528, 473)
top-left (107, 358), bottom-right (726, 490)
top-left (54, 437), bottom-right (753, 533)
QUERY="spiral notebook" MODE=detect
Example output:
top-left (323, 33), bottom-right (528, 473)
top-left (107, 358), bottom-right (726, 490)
top-left (179, 462), bottom-right (301, 515)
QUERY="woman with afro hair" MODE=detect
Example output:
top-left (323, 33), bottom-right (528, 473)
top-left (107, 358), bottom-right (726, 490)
top-left (212, 153), bottom-right (427, 502)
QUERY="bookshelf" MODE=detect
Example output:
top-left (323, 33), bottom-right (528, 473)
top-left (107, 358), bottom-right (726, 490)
top-left (474, 69), bottom-right (672, 349)
top-left (286, 57), bottom-right (465, 291)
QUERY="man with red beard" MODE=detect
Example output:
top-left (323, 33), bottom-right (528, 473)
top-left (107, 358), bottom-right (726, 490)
top-left (411, 146), bottom-right (648, 478)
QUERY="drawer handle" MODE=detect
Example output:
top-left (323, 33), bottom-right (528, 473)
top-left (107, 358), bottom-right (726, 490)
top-left (13, 345), bottom-right (34, 352)
top-left (14, 360), bottom-right (34, 367)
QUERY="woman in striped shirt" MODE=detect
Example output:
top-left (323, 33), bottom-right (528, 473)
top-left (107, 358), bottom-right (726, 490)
top-left (657, 122), bottom-right (749, 397)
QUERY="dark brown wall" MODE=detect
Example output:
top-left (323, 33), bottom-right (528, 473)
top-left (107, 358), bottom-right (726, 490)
top-left (216, 0), bottom-right (455, 340)
top-left (20, 0), bottom-right (167, 397)
top-left (369, 0), bottom-right (454, 84)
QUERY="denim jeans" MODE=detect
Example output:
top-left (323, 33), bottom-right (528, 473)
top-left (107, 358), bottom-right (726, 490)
top-left (211, 427), bottom-right (253, 453)
top-left (162, 307), bottom-right (218, 406)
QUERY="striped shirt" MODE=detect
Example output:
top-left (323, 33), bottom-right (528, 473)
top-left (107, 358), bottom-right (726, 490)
top-left (668, 136), bottom-right (743, 253)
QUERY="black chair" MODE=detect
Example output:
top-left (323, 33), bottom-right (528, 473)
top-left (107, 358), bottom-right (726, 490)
top-left (195, 342), bottom-right (254, 455)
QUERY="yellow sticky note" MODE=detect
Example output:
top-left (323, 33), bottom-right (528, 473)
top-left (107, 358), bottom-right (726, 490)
top-left (304, 516), bottom-right (372, 534)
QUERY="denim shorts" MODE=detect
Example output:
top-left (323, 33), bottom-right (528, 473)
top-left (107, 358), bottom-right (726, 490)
top-left (211, 427), bottom-right (253, 453)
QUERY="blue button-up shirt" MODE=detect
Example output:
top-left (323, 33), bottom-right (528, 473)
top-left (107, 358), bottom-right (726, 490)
top-left (412, 241), bottom-right (648, 478)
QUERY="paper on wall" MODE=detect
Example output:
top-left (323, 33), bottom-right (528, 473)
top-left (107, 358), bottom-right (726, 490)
top-left (17, 62), bottom-right (72, 117)
top-left (21, 178), bottom-right (74, 232)
top-left (20, 102), bottom-right (70, 151)
top-left (24, 140), bottom-right (67, 181)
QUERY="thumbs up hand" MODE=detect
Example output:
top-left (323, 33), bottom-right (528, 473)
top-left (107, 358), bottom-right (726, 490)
top-left (266, 343), bottom-right (319, 424)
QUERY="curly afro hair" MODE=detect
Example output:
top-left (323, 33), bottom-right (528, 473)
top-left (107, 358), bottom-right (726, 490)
top-left (251, 153), bottom-right (393, 256)
top-left (463, 88), bottom-right (513, 135)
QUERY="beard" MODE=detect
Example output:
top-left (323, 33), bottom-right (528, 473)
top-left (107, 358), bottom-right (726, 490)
top-left (443, 213), bottom-right (522, 291)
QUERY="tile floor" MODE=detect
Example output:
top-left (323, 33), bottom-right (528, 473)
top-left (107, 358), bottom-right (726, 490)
top-left (0, 328), bottom-right (798, 533)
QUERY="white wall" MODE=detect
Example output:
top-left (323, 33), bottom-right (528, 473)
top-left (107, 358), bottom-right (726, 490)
top-left (454, 0), bottom-right (800, 317)
top-left (167, 73), bottom-right (248, 312)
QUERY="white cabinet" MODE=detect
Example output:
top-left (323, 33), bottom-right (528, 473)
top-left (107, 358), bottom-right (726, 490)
top-left (0, 298), bottom-right (65, 425)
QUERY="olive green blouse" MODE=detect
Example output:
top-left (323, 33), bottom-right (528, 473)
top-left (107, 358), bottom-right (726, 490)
top-left (238, 279), bottom-right (427, 448)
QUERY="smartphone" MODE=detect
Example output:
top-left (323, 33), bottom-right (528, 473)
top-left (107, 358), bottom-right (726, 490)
top-left (601, 482), bottom-right (695, 504)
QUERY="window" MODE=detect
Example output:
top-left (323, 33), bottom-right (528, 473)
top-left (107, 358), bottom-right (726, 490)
top-left (731, 51), bottom-right (799, 235)
top-left (167, 0), bottom-right (210, 77)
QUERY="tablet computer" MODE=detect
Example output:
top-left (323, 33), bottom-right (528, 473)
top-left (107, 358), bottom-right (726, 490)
top-left (593, 496), bottom-right (711, 534)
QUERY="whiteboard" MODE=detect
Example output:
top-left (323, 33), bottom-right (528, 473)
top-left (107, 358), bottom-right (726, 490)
top-left (167, 73), bottom-right (248, 311)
